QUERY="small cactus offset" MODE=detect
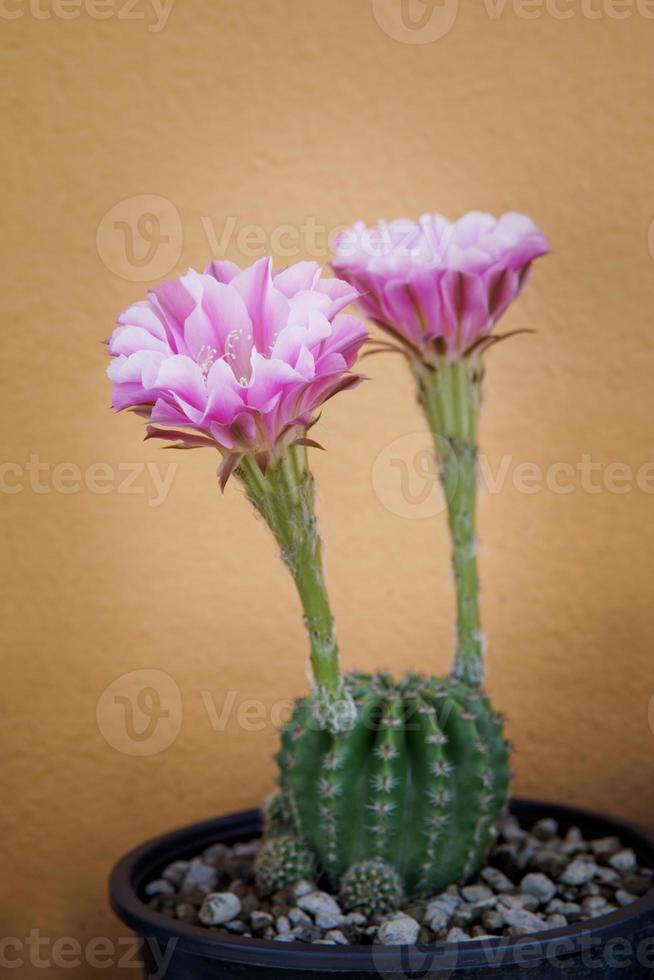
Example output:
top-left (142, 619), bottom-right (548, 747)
top-left (276, 671), bottom-right (509, 897)
top-left (340, 859), bottom-right (404, 918)
top-left (254, 835), bottom-right (316, 896)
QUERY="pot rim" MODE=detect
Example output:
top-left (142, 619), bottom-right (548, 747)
top-left (109, 798), bottom-right (654, 972)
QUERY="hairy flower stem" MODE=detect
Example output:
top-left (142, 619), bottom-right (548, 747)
top-left (414, 356), bottom-right (485, 688)
top-left (237, 446), bottom-right (340, 697)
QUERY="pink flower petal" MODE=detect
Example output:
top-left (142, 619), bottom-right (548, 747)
top-left (232, 257), bottom-right (290, 353)
top-left (273, 261), bottom-right (321, 296)
top-left (154, 355), bottom-right (207, 411)
top-left (204, 259), bottom-right (241, 284)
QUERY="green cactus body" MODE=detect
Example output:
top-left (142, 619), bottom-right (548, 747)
top-left (276, 671), bottom-right (509, 898)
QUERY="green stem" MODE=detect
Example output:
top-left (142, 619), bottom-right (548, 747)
top-left (237, 446), bottom-right (340, 694)
top-left (414, 356), bottom-right (485, 687)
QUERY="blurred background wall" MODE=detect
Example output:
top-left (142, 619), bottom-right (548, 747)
top-left (2, 0), bottom-right (654, 973)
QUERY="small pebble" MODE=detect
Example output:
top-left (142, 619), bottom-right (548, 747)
top-left (445, 927), bottom-right (470, 942)
top-left (594, 866), bottom-right (621, 886)
top-left (520, 872), bottom-right (557, 904)
top-left (609, 849), bottom-right (637, 874)
top-left (470, 896), bottom-right (499, 914)
top-left (203, 843), bottom-right (228, 867)
top-left (481, 867), bottom-right (514, 893)
top-left (586, 902), bottom-right (617, 919)
top-left (325, 929), bottom-right (349, 945)
top-left (581, 895), bottom-right (607, 913)
top-left (532, 818), bottom-right (559, 841)
top-left (461, 884), bottom-right (493, 903)
top-left (545, 899), bottom-right (582, 921)
top-left (179, 858), bottom-right (217, 897)
top-left (297, 891), bottom-right (344, 930)
top-left (426, 892), bottom-right (460, 916)
top-left (561, 827), bottom-right (586, 855)
top-left (503, 908), bottom-right (547, 933)
top-left (530, 849), bottom-right (568, 878)
top-left (344, 912), bottom-right (367, 926)
top-left (545, 913), bottom-right (568, 929)
top-left (292, 925), bottom-right (322, 943)
top-left (250, 910), bottom-right (274, 931)
top-left (378, 914), bottom-right (421, 946)
top-left (498, 893), bottom-right (539, 913)
top-left (198, 892), bottom-right (242, 926)
top-left (162, 860), bottom-right (189, 887)
top-left (560, 859), bottom-right (596, 886)
top-left (590, 836), bottom-right (621, 858)
top-left (276, 915), bottom-right (290, 935)
top-left (424, 907), bottom-right (450, 932)
top-left (482, 909), bottom-right (505, 931)
top-left (452, 905), bottom-right (477, 927)
top-left (144, 879), bottom-right (175, 898)
top-left (615, 889), bottom-right (638, 907)
top-left (289, 907), bottom-right (312, 927)
top-left (293, 880), bottom-right (316, 899)
top-left (579, 882), bottom-right (600, 897)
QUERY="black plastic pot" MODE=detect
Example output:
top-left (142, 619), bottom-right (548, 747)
top-left (110, 799), bottom-right (654, 979)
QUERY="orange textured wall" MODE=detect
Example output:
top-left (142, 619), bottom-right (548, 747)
top-left (2, 0), bottom-right (654, 974)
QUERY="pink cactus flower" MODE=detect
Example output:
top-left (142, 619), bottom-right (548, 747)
top-left (332, 212), bottom-right (549, 360)
top-left (107, 257), bottom-right (367, 483)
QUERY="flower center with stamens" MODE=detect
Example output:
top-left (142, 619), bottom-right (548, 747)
top-left (197, 345), bottom-right (218, 376)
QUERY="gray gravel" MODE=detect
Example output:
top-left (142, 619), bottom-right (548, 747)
top-left (145, 814), bottom-right (653, 946)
